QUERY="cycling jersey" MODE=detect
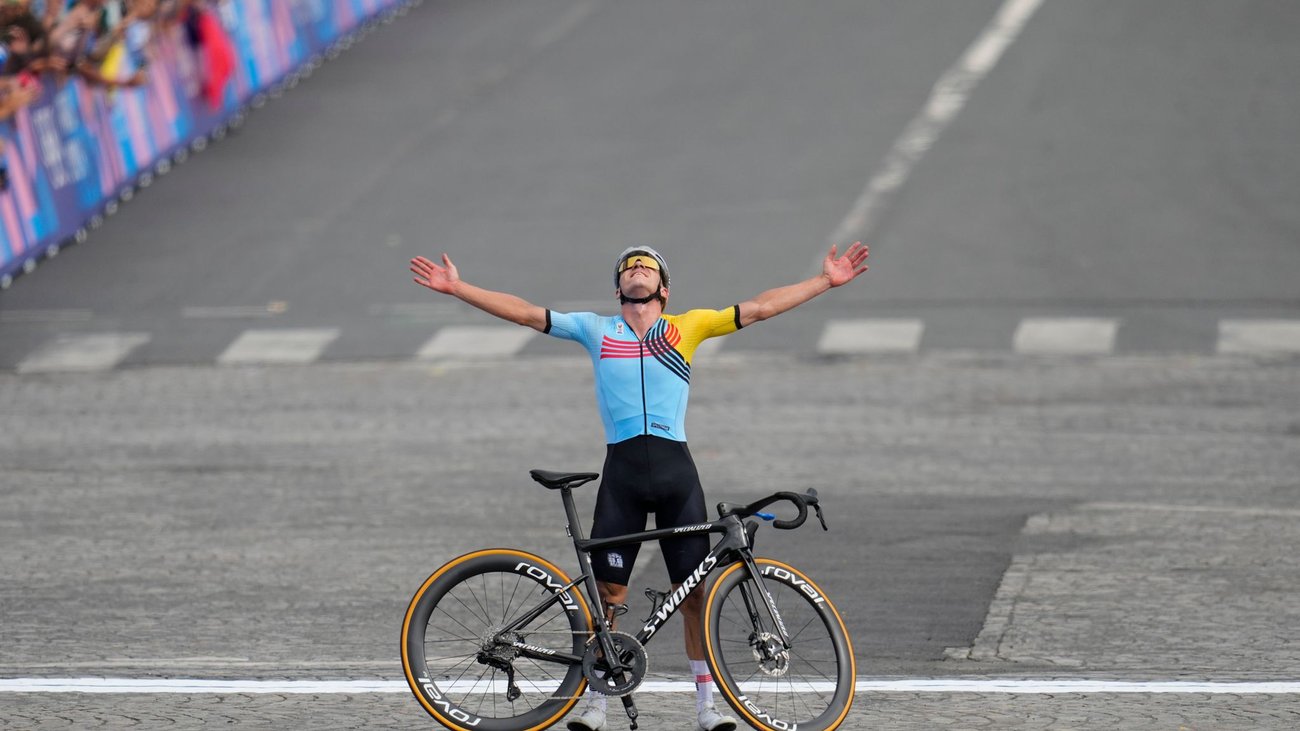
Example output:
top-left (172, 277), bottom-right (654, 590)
top-left (544, 307), bottom-right (743, 444)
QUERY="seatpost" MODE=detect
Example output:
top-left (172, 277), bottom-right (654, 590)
top-left (559, 487), bottom-right (604, 622)
top-left (559, 487), bottom-right (585, 542)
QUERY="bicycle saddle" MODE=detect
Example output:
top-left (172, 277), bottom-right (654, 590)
top-left (529, 469), bottom-right (599, 490)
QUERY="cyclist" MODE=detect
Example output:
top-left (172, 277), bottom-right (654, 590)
top-left (410, 242), bottom-right (868, 731)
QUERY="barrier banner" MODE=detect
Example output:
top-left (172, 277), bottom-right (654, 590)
top-left (0, 0), bottom-right (409, 287)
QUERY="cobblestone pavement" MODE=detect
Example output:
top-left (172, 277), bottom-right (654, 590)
top-left (3, 691), bottom-right (1299, 730)
top-left (951, 503), bottom-right (1300, 672)
top-left (3, 353), bottom-right (1299, 729)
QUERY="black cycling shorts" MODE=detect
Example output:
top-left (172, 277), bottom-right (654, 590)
top-left (589, 435), bottom-right (709, 586)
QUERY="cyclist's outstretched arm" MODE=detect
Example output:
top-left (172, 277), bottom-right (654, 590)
top-left (411, 254), bottom-right (548, 331)
top-left (736, 242), bottom-right (869, 328)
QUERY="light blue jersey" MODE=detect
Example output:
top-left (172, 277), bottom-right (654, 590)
top-left (545, 308), bottom-right (742, 443)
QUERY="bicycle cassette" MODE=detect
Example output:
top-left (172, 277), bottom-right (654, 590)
top-left (582, 631), bottom-right (648, 696)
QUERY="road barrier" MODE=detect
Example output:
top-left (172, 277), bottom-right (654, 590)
top-left (0, 0), bottom-right (415, 289)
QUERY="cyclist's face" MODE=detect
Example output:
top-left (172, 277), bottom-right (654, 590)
top-left (618, 262), bottom-right (663, 296)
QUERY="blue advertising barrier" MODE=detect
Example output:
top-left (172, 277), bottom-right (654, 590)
top-left (0, 0), bottom-right (412, 288)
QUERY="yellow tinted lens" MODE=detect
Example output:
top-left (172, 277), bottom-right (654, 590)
top-left (619, 255), bottom-right (660, 273)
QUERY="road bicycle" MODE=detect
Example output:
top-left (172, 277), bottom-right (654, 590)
top-left (401, 469), bottom-right (855, 731)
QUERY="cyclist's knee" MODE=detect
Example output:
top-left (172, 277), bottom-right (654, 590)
top-left (597, 581), bottom-right (628, 616)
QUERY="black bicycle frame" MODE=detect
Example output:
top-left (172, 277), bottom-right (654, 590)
top-left (500, 486), bottom-right (789, 669)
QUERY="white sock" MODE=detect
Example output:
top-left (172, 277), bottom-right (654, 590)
top-left (583, 690), bottom-right (606, 712)
top-left (690, 659), bottom-right (713, 712)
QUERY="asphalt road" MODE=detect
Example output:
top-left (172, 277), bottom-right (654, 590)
top-left (2, 0), bottom-right (1299, 729)
top-left (2, 0), bottom-right (1295, 363)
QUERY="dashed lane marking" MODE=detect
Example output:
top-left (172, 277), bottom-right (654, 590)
top-left (216, 328), bottom-right (340, 365)
top-left (1217, 319), bottom-right (1300, 354)
top-left (15, 333), bottom-right (150, 373)
top-left (416, 325), bottom-right (536, 360)
top-left (817, 318), bottom-right (924, 355)
top-left (4, 678), bottom-right (1299, 694)
top-left (1013, 317), bottom-right (1118, 355)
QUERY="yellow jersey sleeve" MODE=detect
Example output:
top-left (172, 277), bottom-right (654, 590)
top-left (664, 306), bottom-right (742, 363)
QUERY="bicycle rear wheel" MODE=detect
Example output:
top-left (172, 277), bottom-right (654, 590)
top-left (401, 549), bottom-right (593, 731)
top-left (703, 558), bottom-right (855, 731)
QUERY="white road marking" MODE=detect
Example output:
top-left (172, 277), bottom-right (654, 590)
top-left (417, 326), bottom-right (536, 360)
top-left (823, 0), bottom-right (1044, 258)
top-left (0, 308), bottom-right (94, 324)
top-left (16, 333), bottom-right (150, 373)
top-left (817, 318), bottom-right (924, 355)
top-left (1217, 319), bottom-right (1300, 354)
top-left (530, 0), bottom-right (599, 51)
top-left (1013, 318), bottom-right (1118, 354)
top-left (4, 677), bottom-right (1299, 694)
top-left (370, 302), bottom-right (467, 321)
top-left (183, 303), bottom-right (287, 319)
top-left (217, 328), bottom-right (339, 365)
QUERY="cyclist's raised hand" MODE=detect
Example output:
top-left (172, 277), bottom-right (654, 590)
top-left (411, 254), bottom-right (460, 295)
top-left (822, 242), bottom-right (869, 287)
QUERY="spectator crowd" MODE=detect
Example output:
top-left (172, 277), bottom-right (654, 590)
top-left (0, 0), bottom-right (237, 188)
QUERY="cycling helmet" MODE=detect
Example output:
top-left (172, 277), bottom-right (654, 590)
top-left (614, 246), bottom-right (670, 290)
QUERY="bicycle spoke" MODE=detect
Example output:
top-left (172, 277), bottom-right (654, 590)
top-left (439, 592), bottom-right (490, 636)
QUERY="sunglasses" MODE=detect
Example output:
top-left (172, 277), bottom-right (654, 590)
top-left (617, 255), bottom-right (660, 274)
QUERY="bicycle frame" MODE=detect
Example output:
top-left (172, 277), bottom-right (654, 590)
top-left (499, 485), bottom-right (790, 671)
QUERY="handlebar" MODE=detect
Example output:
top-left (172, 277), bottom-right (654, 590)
top-left (716, 488), bottom-right (827, 531)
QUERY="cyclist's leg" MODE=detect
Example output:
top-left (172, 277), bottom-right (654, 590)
top-left (589, 440), bottom-right (651, 591)
top-left (649, 439), bottom-right (710, 660)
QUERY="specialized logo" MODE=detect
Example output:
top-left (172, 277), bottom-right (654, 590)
top-left (515, 562), bottom-right (579, 611)
top-left (417, 676), bottom-right (484, 727)
top-left (511, 641), bottom-right (557, 656)
top-left (641, 554), bottom-right (718, 638)
top-left (672, 523), bottom-right (712, 534)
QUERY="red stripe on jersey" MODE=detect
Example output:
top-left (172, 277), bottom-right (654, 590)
top-left (599, 327), bottom-right (683, 360)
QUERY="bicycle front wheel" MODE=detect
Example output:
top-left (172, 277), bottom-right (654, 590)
top-left (401, 549), bottom-right (593, 731)
top-left (703, 558), bottom-right (855, 731)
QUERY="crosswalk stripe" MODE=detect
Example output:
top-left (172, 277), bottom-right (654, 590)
top-left (217, 329), bottom-right (339, 365)
top-left (816, 319), bottom-right (924, 355)
top-left (16, 333), bottom-right (150, 373)
top-left (1013, 318), bottom-right (1118, 354)
top-left (416, 326), bottom-right (536, 360)
top-left (1216, 319), bottom-right (1300, 354)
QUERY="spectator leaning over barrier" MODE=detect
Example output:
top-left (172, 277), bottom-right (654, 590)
top-left (48, 0), bottom-right (130, 88)
top-left (87, 0), bottom-right (156, 89)
top-left (0, 73), bottom-right (40, 189)
top-left (1, 0), bottom-right (57, 75)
